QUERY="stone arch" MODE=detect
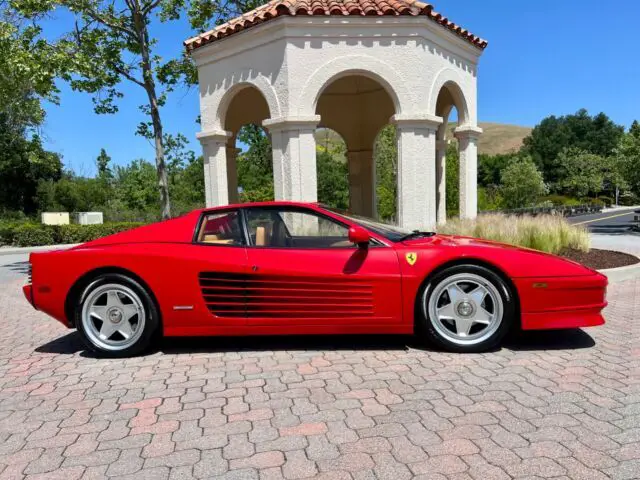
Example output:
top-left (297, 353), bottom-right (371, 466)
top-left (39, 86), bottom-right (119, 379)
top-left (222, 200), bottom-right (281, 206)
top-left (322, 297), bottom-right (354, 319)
top-left (313, 72), bottom-right (398, 219)
top-left (215, 76), bottom-right (280, 131)
top-left (298, 55), bottom-right (410, 116)
top-left (211, 81), bottom-right (277, 205)
top-left (428, 68), bottom-right (470, 126)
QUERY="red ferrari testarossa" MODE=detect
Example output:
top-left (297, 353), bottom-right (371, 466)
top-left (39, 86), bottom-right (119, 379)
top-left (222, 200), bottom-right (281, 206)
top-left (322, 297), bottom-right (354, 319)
top-left (23, 202), bottom-right (607, 356)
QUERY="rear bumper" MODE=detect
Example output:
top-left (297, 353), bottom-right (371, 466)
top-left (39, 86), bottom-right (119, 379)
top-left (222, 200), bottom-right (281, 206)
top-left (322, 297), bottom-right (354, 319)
top-left (23, 284), bottom-right (36, 309)
top-left (515, 273), bottom-right (608, 330)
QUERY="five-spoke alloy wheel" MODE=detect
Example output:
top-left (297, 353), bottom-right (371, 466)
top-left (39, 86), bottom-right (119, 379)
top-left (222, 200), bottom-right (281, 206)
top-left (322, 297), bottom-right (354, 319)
top-left (75, 274), bottom-right (159, 357)
top-left (419, 265), bottom-right (516, 353)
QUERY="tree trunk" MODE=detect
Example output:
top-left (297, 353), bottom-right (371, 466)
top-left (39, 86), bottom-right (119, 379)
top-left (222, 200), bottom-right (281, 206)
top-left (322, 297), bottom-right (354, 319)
top-left (135, 9), bottom-right (171, 220)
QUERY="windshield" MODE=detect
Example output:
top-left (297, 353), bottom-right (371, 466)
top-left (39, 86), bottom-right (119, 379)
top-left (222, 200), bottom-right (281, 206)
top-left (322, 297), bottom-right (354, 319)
top-left (324, 207), bottom-right (413, 242)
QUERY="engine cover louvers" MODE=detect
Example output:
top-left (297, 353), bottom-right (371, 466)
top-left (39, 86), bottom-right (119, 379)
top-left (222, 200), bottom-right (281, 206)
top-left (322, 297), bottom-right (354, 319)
top-left (199, 272), bottom-right (374, 318)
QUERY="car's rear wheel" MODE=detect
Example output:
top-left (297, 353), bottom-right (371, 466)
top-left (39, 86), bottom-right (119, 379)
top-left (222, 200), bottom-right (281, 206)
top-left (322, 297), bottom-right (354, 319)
top-left (418, 265), bottom-right (516, 353)
top-left (75, 274), bottom-right (159, 357)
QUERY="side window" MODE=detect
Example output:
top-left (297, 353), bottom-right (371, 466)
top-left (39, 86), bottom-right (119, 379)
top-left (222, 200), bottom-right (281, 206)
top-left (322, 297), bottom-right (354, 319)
top-left (245, 208), bottom-right (352, 248)
top-left (196, 211), bottom-right (244, 246)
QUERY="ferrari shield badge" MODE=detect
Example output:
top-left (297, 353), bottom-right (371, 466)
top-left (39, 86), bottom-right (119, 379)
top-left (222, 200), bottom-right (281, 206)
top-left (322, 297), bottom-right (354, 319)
top-left (405, 252), bottom-right (418, 266)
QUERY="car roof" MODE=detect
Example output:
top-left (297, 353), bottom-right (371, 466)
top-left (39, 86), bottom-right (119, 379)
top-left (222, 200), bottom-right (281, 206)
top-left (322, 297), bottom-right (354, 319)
top-left (199, 201), bottom-right (322, 214)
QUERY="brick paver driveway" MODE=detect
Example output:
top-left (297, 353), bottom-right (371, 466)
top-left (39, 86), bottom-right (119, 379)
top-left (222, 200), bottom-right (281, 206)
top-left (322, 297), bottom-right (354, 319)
top-left (0, 277), bottom-right (638, 480)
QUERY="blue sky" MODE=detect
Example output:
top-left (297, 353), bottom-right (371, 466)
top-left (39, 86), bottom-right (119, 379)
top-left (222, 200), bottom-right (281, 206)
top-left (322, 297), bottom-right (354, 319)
top-left (40, 0), bottom-right (640, 175)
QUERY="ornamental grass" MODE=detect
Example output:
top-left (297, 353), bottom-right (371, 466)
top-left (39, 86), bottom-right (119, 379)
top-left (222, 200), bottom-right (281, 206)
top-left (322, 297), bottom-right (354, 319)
top-left (437, 213), bottom-right (590, 254)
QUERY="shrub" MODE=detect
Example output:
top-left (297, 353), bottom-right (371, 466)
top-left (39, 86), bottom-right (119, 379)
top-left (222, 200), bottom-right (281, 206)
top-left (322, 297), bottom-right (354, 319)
top-left (619, 192), bottom-right (639, 206)
top-left (9, 222), bottom-right (144, 247)
top-left (478, 186), bottom-right (503, 212)
top-left (598, 196), bottom-right (613, 207)
top-left (0, 222), bottom-right (18, 245)
top-left (53, 223), bottom-right (144, 244)
top-left (500, 156), bottom-right (548, 208)
top-left (12, 224), bottom-right (55, 247)
top-left (542, 195), bottom-right (581, 207)
top-left (0, 217), bottom-right (34, 245)
top-left (438, 213), bottom-right (590, 254)
top-left (587, 198), bottom-right (606, 208)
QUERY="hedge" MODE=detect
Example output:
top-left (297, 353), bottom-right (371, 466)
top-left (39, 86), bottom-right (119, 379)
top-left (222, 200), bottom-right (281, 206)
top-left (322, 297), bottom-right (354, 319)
top-left (0, 222), bottom-right (145, 247)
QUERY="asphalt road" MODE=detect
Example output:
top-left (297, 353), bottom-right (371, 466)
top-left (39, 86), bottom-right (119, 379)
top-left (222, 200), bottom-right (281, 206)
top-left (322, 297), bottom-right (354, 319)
top-left (566, 207), bottom-right (639, 233)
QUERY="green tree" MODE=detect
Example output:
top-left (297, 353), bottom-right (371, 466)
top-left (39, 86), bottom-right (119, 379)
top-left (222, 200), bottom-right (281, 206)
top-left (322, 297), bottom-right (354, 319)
top-left (12, 0), bottom-right (254, 219)
top-left (478, 153), bottom-right (510, 187)
top-left (113, 159), bottom-right (159, 212)
top-left (316, 150), bottom-right (349, 210)
top-left (522, 109), bottom-right (624, 186)
top-left (0, 4), bottom-right (66, 214)
top-left (170, 155), bottom-right (205, 212)
top-left (374, 125), bottom-right (397, 221)
top-left (0, 5), bottom-right (66, 130)
top-left (164, 133), bottom-right (204, 214)
top-left (236, 124), bottom-right (273, 202)
top-left (556, 148), bottom-right (605, 198)
top-left (0, 118), bottom-right (62, 214)
top-left (96, 148), bottom-right (112, 178)
top-left (614, 120), bottom-right (640, 196)
top-left (37, 172), bottom-right (110, 213)
top-left (445, 143), bottom-right (459, 217)
top-left (500, 156), bottom-right (547, 209)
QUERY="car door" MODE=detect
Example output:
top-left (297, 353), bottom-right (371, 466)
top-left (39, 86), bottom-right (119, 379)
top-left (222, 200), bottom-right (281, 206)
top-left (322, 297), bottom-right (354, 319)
top-left (187, 209), bottom-right (249, 328)
top-left (241, 206), bottom-right (402, 327)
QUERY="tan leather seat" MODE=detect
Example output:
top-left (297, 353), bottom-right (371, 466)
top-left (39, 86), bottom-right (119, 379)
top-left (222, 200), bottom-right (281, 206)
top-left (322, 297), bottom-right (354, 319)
top-left (255, 226), bottom-right (267, 246)
top-left (202, 234), bottom-right (234, 245)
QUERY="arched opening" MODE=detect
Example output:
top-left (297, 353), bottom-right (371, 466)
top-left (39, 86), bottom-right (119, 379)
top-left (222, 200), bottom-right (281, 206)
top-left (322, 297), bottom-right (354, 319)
top-left (373, 125), bottom-right (397, 223)
top-left (434, 82), bottom-right (468, 222)
top-left (315, 74), bottom-right (397, 218)
top-left (221, 85), bottom-right (272, 203)
top-left (314, 128), bottom-right (349, 210)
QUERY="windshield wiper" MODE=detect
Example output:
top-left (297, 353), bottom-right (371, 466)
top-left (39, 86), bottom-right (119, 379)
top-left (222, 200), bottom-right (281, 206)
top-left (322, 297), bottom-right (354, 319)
top-left (398, 230), bottom-right (436, 242)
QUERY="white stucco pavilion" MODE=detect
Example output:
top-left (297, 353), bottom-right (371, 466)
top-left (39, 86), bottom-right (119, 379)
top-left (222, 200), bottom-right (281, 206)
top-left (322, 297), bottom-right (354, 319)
top-left (185, 0), bottom-right (486, 229)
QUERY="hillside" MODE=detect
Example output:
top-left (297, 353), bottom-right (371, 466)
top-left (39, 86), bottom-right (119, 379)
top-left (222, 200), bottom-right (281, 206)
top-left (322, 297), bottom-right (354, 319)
top-left (447, 122), bottom-right (532, 155)
top-left (315, 122), bottom-right (532, 157)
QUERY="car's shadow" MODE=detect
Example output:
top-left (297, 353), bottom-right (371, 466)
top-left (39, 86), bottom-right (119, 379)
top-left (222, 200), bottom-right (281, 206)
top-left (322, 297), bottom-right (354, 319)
top-left (0, 261), bottom-right (29, 275)
top-left (36, 328), bottom-right (595, 358)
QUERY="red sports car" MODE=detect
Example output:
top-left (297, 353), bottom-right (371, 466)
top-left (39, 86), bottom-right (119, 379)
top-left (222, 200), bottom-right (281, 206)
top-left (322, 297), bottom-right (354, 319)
top-left (23, 202), bottom-right (607, 357)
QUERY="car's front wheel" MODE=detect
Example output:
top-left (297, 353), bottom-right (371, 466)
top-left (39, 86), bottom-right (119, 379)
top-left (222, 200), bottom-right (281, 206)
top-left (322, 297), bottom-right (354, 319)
top-left (75, 273), bottom-right (159, 357)
top-left (418, 265), bottom-right (516, 353)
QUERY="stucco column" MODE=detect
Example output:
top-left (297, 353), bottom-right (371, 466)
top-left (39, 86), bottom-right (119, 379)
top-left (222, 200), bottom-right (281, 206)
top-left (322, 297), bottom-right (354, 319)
top-left (454, 125), bottom-right (483, 219)
top-left (347, 149), bottom-right (375, 218)
top-left (226, 144), bottom-right (240, 204)
top-left (392, 114), bottom-right (443, 230)
top-left (263, 116), bottom-right (320, 202)
top-left (196, 129), bottom-right (232, 207)
top-left (436, 139), bottom-right (447, 225)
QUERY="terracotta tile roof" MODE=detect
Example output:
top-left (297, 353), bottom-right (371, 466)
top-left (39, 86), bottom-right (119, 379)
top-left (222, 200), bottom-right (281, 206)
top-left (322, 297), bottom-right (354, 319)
top-left (184, 0), bottom-right (487, 53)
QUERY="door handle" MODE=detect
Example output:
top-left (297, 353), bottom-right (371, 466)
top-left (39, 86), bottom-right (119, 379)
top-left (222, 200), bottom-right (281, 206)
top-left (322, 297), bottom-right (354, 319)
top-left (252, 265), bottom-right (259, 272)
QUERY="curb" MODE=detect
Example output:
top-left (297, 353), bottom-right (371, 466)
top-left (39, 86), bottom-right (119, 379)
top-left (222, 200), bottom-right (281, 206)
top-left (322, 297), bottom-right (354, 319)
top-left (0, 244), bottom-right (79, 256)
top-left (601, 205), bottom-right (640, 213)
top-left (598, 262), bottom-right (640, 283)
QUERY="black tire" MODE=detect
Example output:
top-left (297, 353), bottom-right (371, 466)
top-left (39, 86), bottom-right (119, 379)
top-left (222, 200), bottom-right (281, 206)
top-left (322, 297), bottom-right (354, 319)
top-left (74, 273), bottom-right (160, 358)
top-left (417, 264), bottom-right (516, 353)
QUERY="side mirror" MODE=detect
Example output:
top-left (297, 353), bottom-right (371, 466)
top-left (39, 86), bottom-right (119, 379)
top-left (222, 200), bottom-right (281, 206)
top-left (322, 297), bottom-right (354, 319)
top-left (348, 226), bottom-right (370, 247)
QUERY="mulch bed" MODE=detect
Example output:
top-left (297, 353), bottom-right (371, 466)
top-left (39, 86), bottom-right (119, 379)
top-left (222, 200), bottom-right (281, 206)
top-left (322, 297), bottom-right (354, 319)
top-left (560, 248), bottom-right (639, 270)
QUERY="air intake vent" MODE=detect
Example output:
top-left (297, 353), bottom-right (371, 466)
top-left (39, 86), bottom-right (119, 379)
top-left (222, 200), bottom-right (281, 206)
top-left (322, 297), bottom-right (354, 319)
top-left (27, 262), bottom-right (32, 284)
top-left (199, 272), bottom-right (374, 319)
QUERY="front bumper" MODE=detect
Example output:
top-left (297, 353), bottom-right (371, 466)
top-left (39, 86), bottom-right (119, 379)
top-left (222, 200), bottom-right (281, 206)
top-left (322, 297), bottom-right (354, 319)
top-left (515, 273), bottom-right (608, 330)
